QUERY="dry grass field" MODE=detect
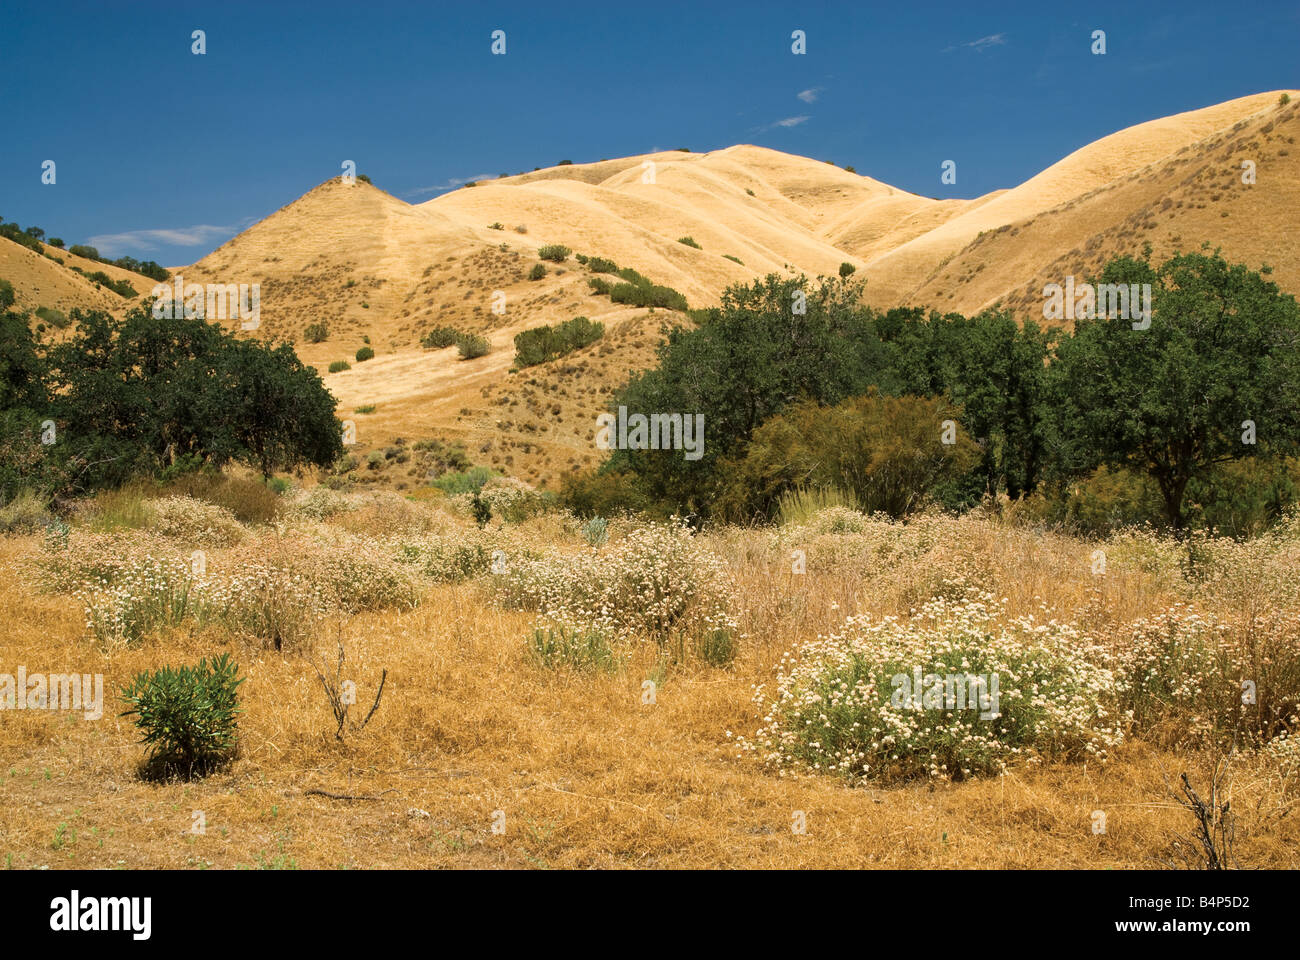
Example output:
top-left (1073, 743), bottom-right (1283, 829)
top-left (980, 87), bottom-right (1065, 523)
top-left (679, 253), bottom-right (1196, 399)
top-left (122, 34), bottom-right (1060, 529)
top-left (2, 485), bottom-right (1297, 870)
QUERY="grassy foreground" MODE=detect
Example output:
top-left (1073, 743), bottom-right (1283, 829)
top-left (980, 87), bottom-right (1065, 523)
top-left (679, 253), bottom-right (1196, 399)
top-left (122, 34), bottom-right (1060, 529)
top-left (1, 482), bottom-right (1297, 869)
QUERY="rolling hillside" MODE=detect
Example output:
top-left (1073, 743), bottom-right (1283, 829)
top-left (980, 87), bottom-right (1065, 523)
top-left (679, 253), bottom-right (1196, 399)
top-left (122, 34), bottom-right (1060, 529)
top-left (5, 90), bottom-right (1297, 489)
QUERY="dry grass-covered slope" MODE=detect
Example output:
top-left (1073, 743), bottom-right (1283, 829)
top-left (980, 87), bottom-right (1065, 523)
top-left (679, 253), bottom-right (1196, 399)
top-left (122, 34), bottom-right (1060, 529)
top-left (7, 92), bottom-right (1297, 490)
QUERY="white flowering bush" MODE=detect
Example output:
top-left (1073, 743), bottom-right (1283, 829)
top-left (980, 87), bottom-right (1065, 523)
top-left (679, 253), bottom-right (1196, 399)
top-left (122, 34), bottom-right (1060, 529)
top-left (289, 486), bottom-right (358, 521)
top-left (48, 527), bottom-right (420, 649)
top-left (1262, 730), bottom-right (1300, 793)
top-left (1114, 606), bottom-right (1229, 745)
top-left (76, 556), bottom-right (215, 646)
top-left (494, 520), bottom-right (740, 658)
top-left (393, 531), bottom-right (497, 583)
top-left (145, 496), bottom-right (246, 546)
top-left (1114, 605), bottom-right (1300, 747)
top-left (733, 586), bottom-right (1123, 783)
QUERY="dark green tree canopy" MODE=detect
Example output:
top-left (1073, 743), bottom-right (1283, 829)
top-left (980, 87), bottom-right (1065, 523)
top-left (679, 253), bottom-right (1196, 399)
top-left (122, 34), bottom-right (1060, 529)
top-left (1049, 251), bottom-right (1300, 528)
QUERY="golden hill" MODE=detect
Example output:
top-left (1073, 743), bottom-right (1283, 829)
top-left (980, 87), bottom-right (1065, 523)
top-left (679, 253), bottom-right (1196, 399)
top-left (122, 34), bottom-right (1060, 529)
top-left (5, 90), bottom-right (1297, 489)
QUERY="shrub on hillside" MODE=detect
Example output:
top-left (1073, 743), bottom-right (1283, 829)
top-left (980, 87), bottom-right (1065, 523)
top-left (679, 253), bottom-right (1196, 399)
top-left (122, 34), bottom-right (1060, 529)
top-left (304, 321), bottom-right (329, 343)
top-left (455, 333), bottom-right (490, 359)
top-left (513, 316), bottom-right (604, 367)
top-left (328, 360), bottom-right (351, 373)
top-left (355, 346), bottom-right (375, 362)
top-left (35, 306), bottom-right (69, 328)
top-left (420, 326), bottom-right (460, 349)
top-left (538, 244), bottom-right (571, 263)
top-left (529, 263), bottom-right (546, 281)
top-left (678, 236), bottom-right (702, 249)
top-left (609, 281), bottom-right (688, 311)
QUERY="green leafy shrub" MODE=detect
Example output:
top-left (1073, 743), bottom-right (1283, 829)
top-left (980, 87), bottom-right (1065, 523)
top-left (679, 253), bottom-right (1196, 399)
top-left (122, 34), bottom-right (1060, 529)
top-left (587, 257), bottom-right (618, 274)
top-left (455, 333), bottom-right (490, 359)
top-left (513, 316), bottom-right (605, 367)
top-left (609, 281), bottom-right (688, 311)
top-left (355, 346), bottom-right (375, 362)
top-left (328, 360), bottom-right (351, 373)
top-left (35, 306), bottom-right (69, 328)
top-left (723, 254), bottom-right (743, 265)
top-left (588, 277), bottom-right (611, 295)
top-left (538, 244), bottom-right (571, 263)
top-left (431, 465), bottom-right (498, 495)
top-left (529, 263), bottom-right (546, 281)
top-left (421, 326), bottom-right (460, 349)
top-left (678, 236), bottom-right (701, 249)
top-left (304, 321), bottom-right (329, 343)
top-left (839, 262), bottom-right (856, 278)
top-left (120, 654), bottom-right (243, 772)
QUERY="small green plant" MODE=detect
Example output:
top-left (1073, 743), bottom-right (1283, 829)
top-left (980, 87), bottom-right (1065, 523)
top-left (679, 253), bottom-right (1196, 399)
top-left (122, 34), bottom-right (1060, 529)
top-left (839, 262), bottom-right (856, 278)
top-left (354, 404), bottom-right (376, 414)
top-left (328, 360), bottom-right (351, 373)
top-left (529, 263), bottom-right (546, 281)
top-left (470, 490), bottom-right (492, 526)
top-left (488, 222), bottom-right (504, 230)
top-left (120, 654), bottom-right (243, 774)
top-left (538, 244), bottom-right (571, 263)
top-left (677, 236), bottom-right (702, 249)
top-left (588, 277), bottom-right (611, 295)
top-left (723, 254), bottom-right (743, 265)
top-left (355, 346), bottom-right (375, 362)
top-left (586, 256), bottom-right (618, 274)
top-left (581, 515), bottom-right (608, 549)
top-left (304, 321), bottom-right (329, 343)
top-left (693, 628), bottom-right (737, 668)
top-left (530, 625), bottom-right (616, 672)
top-left (745, 188), bottom-right (755, 197)
top-left (1281, 93), bottom-right (1291, 106)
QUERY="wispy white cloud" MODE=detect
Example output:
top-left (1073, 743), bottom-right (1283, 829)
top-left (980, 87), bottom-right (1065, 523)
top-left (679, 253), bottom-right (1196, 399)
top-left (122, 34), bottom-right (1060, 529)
top-left (753, 115), bottom-right (810, 132)
top-left (797, 87), bottom-right (822, 103)
top-left (88, 220), bottom-right (254, 256)
top-left (407, 173), bottom-right (494, 197)
top-left (944, 32), bottom-right (1007, 53)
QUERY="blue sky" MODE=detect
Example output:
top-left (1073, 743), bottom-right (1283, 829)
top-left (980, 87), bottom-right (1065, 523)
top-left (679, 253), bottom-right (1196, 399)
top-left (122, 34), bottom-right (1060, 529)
top-left (3, 0), bottom-right (1297, 266)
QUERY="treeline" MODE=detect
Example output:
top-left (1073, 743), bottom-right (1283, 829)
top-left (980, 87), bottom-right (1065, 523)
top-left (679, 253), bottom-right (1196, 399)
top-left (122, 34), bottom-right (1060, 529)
top-left (0, 217), bottom-right (169, 281)
top-left (565, 250), bottom-right (1300, 537)
top-left (0, 288), bottom-right (344, 501)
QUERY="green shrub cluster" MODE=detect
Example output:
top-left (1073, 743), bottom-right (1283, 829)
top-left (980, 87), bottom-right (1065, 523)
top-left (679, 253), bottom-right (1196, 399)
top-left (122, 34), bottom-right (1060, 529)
top-left (513, 316), bottom-right (604, 367)
top-left (455, 333), bottom-right (490, 359)
top-left (421, 326), bottom-right (460, 349)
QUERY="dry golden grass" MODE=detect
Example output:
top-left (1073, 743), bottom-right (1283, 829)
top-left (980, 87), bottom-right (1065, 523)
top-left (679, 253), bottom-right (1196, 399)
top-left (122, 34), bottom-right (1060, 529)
top-left (2, 500), bottom-right (1297, 870)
